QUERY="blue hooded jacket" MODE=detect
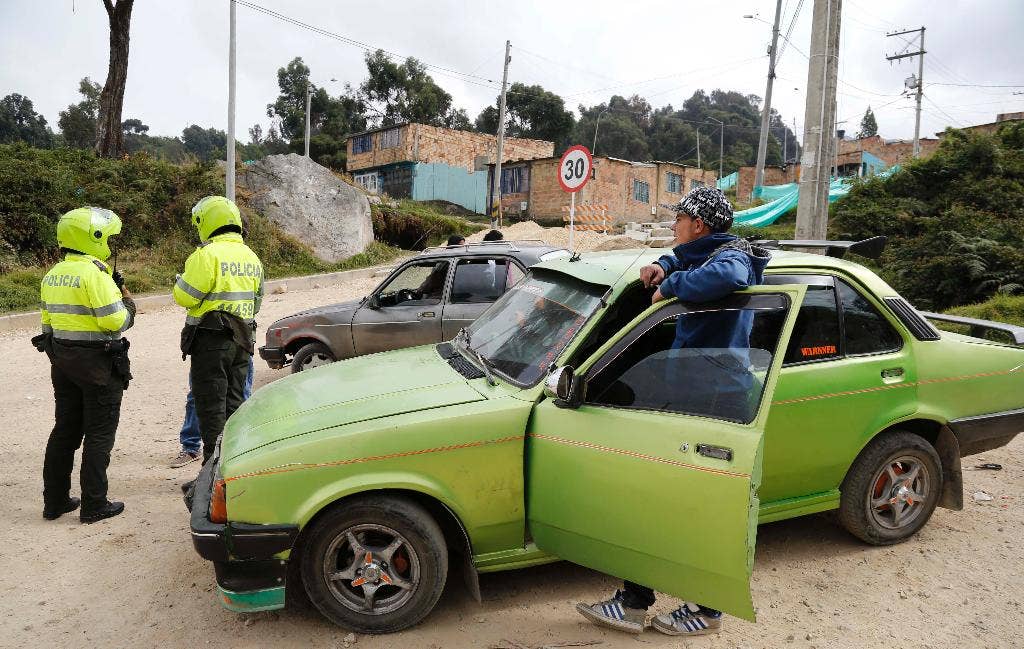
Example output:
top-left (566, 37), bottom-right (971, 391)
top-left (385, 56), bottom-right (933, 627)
top-left (655, 233), bottom-right (772, 350)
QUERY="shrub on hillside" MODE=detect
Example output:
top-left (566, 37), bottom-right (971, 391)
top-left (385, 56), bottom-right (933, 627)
top-left (832, 123), bottom-right (1024, 310)
top-left (371, 200), bottom-right (484, 250)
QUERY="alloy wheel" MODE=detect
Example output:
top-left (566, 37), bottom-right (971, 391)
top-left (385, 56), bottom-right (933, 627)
top-left (866, 455), bottom-right (931, 531)
top-left (322, 523), bottom-right (420, 615)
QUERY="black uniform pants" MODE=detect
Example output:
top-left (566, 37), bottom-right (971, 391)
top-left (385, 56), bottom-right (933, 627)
top-left (43, 363), bottom-right (124, 511)
top-left (190, 329), bottom-right (251, 462)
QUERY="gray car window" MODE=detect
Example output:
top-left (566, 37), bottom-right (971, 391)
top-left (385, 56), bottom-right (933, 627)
top-left (451, 259), bottom-right (508, 304)
top-left (377, 261), bottom-right (449, 307)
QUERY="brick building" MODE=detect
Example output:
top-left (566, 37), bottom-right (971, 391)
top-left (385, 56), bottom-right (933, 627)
top-left (939, 112), bottom-right (1024, 137)
top-left (345, 123), bottom-right (553, 213)
top-left (488, 156), bottom-right (716, 225)
top-left (734, 134), bottom-right (941, 200)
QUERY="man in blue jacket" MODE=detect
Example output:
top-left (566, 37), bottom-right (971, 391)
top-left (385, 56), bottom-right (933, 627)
top-left (576, 185), bottom-right (770, 637)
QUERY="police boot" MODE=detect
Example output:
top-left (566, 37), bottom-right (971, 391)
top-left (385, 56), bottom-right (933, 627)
top-left (80, 500), bottom-right (125, 524)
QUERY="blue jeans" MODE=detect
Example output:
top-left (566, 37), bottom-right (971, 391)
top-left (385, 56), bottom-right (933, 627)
top-left (180, 355), bottom-right (254, 454)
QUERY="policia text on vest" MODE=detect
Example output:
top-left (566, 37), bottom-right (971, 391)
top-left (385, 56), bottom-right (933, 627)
top-left (175, 196), bottom-right (264, 462)
top-left (34, 206), bottom-right (134, 524)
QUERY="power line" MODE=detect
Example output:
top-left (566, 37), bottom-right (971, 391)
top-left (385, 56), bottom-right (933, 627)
top-left (929, 82), bottom-right (1024, 88)
top-left (776, 0), bottom-right (807, 62)
top-left (922, 95), bottom-right (965, 127)
top-left (234, 0), bottom-right (505, 89)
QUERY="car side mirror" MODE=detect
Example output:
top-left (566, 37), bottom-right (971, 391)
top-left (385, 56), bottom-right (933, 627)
top-left (545, 366), bottom-right (582, 408)
top-left (366, 294), bottom-right (380, 309)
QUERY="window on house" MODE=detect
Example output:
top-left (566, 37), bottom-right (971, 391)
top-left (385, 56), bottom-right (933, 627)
top-left (352, 134), bottom-right (373, 154)
top-left (632, 179), bottom-right (650, 203)
top-left (380, 128), bottom-right (401, 149)
top-left (666, 172), bottom-right (682, 194)
top-left (501, 166), bottom-right (529, 194)
top-left (689, 179), bottom-right (705, 191)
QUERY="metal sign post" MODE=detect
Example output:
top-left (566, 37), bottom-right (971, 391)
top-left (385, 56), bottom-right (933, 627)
top-left (569, 191), bottom-right (576, 250)
top-left (557, 145), bottom-right (593, 251)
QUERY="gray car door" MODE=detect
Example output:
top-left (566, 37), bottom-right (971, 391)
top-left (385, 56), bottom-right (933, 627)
top-left (441, 257), bottom-right (524, 340)
top-left (351, 259), bottom-right (450, 355)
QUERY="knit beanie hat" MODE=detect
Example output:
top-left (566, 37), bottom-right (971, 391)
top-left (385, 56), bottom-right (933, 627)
top-left (667, 186), bottom-right (734, 231)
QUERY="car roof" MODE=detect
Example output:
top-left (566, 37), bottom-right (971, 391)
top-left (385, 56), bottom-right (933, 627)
top-left (535, 247), bottom-right (901, 298)
top-left (416, 241), bottom-right (566, 265)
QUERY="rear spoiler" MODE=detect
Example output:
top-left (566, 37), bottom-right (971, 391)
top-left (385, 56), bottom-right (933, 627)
top-left (750, 236), bottom-right (888, 260)
top-left (920, 312), bottom-right (1024, 345)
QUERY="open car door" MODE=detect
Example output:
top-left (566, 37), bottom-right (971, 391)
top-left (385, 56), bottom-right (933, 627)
top-left (526, 286), bottom-right (805, 621)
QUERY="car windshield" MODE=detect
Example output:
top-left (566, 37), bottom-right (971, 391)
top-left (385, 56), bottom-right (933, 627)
top-left (464, 269), bottom-right (606, 386)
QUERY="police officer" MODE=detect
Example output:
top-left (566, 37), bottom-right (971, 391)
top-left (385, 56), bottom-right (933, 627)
top-left (38, 207), bottom-right (135, 523)
top-left (173, 196), bottom-right (263, 463)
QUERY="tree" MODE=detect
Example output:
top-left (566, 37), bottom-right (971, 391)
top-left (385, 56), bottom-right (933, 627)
top-left (96, 0), bottom-right (135, 157)
top-left (181, 124), bottom-right (226, 162)
top-left (0, 93), bottom-right (53, 147)
top-left (58, 78), bottom-right (102, 149)
top-left (858, 106), bottom-right (878, 138)
top-left (266, 57), bottom-right (367, 169)
top-left (474, 83), bottom-right (576, 151)
top-left (121, 117), bottom-right (149, 153)
top-left (359, 50), bottom-right (465, 128)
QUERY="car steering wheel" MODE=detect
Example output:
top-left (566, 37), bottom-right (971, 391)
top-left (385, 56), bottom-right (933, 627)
top-left (396, 288), bottom-right (416, 303)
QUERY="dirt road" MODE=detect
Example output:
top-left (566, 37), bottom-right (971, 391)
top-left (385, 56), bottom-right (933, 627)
top-left (1, 275), bottom-right (1022, 649)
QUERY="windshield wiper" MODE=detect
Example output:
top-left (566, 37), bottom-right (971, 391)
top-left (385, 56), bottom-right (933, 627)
top-left (456, 327), bottom-right (497, 386)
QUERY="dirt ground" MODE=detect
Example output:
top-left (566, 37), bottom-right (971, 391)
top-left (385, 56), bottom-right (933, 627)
top-left (2, 258), bottom-right (1023, 649)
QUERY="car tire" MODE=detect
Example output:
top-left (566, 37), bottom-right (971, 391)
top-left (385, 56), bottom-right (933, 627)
top-left (839, 430), bottom-right (943, 546)
top-left (300, 496), bottom-right (448, 634)
top-left (291, 341), bottom-right (335, 374)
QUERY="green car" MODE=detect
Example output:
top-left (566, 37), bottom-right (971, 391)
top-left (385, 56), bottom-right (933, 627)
top-left (187, 245), bottom-right (1024, 634)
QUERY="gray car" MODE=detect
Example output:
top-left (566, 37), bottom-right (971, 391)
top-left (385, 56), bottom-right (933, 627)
top-left (259, 241), bottom-right (569, 372)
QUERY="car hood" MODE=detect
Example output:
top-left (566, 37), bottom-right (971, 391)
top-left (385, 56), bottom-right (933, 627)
top-left (287, 299), bottom-right (363, 320)
top-left (220, 344), bottom-right (485, 460)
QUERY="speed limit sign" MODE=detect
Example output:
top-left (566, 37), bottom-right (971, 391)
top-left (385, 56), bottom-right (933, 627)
top-left (558, 145), bottom-right (592, 193)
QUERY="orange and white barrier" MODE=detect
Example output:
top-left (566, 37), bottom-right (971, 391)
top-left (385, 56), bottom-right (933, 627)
top-left (562, 204), bottom-right (610, 232)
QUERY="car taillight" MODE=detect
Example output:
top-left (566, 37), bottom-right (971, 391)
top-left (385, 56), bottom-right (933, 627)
top-left (210, 479), bottom-right (227, 524)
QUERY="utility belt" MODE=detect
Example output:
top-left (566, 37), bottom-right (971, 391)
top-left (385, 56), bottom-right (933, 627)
top-left (31, 332), bottom-right (133, 389)
top-left (180, 310), bottom-right (256, 360)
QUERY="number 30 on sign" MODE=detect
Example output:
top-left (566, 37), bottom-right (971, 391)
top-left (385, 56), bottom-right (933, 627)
top-left (558, 145), bottom-right (592, 193)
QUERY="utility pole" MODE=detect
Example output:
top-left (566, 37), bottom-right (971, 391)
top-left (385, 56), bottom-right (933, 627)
top-left (696, 128), bottom-right (701, 169)
top-left (491, 40), bottom-right (511, 229)
top-left (795, 0), bottom-right (843, 240)
top-left (304, 83), bottom-right (312, 158)
top-left (886, 27), bottom-right (925, 157)
top-left (707, 116), bottom-right (724, 181)
top-left (753, 0), bottom-right (784, 193)
top-left (226, 0), bottom-right (236, 201)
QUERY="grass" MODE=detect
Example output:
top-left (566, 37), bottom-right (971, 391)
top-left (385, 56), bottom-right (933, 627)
top-left (371, 199), bottom-right (486, 250)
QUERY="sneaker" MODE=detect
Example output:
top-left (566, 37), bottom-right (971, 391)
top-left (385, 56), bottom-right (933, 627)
top-left (651, 602), bottom-right (722, 636)
top-left (170, 449), bottom-right (200, 468)
top-left (43, 496), bottom-right (80, 520)
top-left (80, 500), bottom-right (125, 524)
top-left (576, 590), bottom-right (647, 634)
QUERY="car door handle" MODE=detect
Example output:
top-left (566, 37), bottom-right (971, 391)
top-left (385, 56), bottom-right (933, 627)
top-left (881, 367), bottom-right (904, 383)
top-left (419, 311), bottom-right (436, 318)
top-left (696, 443), bottom-right (733, 462)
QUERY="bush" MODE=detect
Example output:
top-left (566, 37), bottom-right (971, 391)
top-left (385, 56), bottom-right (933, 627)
top-left (832, 123), bottom-right (1024, 310)
top-left (0, 144), bottom-right (405, 313)
top-left (371, 199), bottom-right (484, 250)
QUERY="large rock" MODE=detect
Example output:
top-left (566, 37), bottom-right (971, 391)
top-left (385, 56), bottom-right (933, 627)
top-left (238, 154), bottom-right (373, 263)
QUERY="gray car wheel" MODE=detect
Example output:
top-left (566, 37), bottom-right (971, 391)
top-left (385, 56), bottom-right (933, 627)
top-left (291, 341), bottom-right (335, 373)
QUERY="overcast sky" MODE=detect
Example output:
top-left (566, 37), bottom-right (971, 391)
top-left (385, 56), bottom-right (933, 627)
top-left (3, 0), bottom-right (1023, 146)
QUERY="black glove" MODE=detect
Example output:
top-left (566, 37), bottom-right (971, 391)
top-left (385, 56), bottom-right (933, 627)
top-left (111, 270), bottom-right (125, 289)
